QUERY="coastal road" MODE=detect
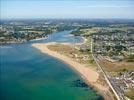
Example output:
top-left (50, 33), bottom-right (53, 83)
top-left (97, 55), bottom-right (125, 100)
top-left (91, 39), bottom-right (123, 100)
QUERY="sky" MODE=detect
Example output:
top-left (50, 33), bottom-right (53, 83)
top-left (0, 0), bottom-right (134, 19)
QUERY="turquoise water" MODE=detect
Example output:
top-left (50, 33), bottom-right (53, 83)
top-left (0, 31), bottom-right (104, 100)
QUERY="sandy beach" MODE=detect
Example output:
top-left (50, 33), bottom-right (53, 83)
top-left (32, 43), bottom-right (110, 99)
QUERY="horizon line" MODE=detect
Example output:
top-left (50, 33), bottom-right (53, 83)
top-left (1, 18), bottom-right (134, 20)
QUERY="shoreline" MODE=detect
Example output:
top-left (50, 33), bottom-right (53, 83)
top-left (29, 37), bottom-right (47, 42)
top-left (32, 43), bottom-right (109, 99)
top-left (0, 37), bottom-right (48, 45)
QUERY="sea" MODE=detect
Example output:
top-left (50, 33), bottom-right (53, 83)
top-left (0, 30), bottom-right (104, 100)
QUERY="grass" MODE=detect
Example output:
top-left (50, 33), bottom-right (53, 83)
top-left (125, 89), bottom-right (134, 100)
top-left (47, 44), bottom-right (97, 66)
top-left (99, 59), bottom-right (134, 72)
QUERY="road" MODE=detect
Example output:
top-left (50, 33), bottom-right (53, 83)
top-left (97, 55), bottom-right (125, 100)
top-left (91, 39), bottom-right (124, 100)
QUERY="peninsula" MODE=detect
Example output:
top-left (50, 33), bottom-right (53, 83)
top-left (32, 43), bottom-right (112, 100)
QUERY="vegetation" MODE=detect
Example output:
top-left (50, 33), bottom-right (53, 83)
top-left (125, 54), bottom-right (134, 62)
top-left (125, 89), bottom-right (134, 100)
top-left (70, 29), bottom-right (84, 36)
top-left (90, 30), bottom-right (125, 36)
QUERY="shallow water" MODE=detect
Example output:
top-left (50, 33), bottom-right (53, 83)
top-left (28, 30), bottom-right (83, 44)
top-left (0, 31), bottom-right (104, 100)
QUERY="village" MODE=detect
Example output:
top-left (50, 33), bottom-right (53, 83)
top-left (71, 25), bottom-right (134, 99)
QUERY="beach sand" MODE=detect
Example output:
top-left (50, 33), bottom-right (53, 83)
top-left (32, 43), bottom-right (110, 99)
